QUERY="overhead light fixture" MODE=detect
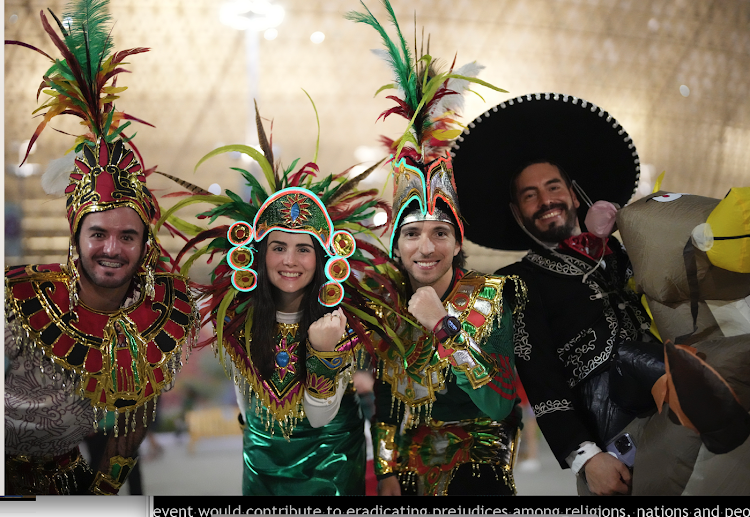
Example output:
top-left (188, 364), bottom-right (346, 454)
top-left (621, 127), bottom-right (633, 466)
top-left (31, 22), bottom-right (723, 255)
top-left (310, 31), bottom-right (325, 44)
top-left (220, 0), bottom-right (285, 32)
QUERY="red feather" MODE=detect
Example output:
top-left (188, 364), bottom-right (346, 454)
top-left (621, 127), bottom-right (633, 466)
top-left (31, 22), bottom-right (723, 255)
top-left (175, 226), bottom-right (228, 265)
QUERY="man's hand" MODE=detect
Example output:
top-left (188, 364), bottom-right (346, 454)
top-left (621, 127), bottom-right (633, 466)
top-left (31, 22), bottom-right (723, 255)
top-left (308, 308), bottom-right (347, 352)
top-left (407, 286), bottom-right (448, 331)
top-left (582, 452), bottom-right (631, 495)
top-left (584, 200), bottom-right (619, 238)
top-left (378, 475), bottom-right (402, 496)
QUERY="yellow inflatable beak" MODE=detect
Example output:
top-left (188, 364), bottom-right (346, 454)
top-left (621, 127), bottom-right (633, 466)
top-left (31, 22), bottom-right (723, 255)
top-left (705, 187), bottom-right (750, 273)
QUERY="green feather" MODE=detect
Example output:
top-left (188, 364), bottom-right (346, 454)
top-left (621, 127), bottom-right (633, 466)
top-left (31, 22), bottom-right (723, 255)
top-left (345, 0), bottom-right (417, 110)
top-left (230, 167), bottom-right (269, 207)
top-left (61, 0), bottom-right (114, 87)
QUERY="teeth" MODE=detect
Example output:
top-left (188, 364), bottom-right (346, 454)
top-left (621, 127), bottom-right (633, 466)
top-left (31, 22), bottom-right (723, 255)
top-left (540, 211), bottom-right (561, 220)
top-left (416, 261), bottom-right (437, 267)
top-left (99, 261), bottom-right (122, 268)
top-left (280, 272), bottom-right (301, 278)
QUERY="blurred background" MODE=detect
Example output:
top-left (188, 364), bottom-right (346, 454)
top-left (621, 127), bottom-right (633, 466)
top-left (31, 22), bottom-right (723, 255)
top-left (4, 0), bottom-right (750, 495)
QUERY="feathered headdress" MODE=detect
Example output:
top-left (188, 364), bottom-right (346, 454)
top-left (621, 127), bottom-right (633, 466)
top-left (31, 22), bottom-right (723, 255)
top-left (158, 99), bottom-right (413, 358)
top-left (346, 0), bottom-right (507, 254)
top-left (6, 0), bottom-right (177, 302)
top-left (7, 0), bottom-right (152, 166)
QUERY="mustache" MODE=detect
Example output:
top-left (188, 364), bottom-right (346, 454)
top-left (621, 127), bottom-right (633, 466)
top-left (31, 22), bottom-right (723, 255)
top-left (533, 202), bottom-right (570, 220)
top-left (93, 253), bottom-right (124, 262)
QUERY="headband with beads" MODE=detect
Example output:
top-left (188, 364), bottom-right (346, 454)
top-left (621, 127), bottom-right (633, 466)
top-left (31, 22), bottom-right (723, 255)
top-left (226, 187), bottom-right (356, 307)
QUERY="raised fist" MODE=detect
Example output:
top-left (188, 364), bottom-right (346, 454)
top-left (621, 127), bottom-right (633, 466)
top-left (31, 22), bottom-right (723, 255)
top-left (308, 307), bottom-right (347, 352)
top-left (408, 286), bottom-right (449, 331)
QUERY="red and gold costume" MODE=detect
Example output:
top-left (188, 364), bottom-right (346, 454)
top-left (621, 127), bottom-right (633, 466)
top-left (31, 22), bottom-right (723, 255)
top-left (5, 0), bottom-right (198, 494)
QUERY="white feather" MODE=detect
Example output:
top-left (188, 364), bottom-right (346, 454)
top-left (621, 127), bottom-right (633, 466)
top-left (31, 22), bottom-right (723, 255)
top-left (370, 48), bottom-right (405, 95)
top-left (41, 152), bottom-right (78, 196)
top-left (432, 61), bottom-right (485, 116)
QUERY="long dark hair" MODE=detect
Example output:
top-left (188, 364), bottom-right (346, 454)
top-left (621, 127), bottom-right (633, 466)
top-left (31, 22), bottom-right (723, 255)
top-left (250, 235), bottom-right (332, 381)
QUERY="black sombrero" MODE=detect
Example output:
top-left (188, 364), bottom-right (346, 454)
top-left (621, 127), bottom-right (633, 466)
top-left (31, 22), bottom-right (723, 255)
top-left (451, 92), bottom-right (641, 251)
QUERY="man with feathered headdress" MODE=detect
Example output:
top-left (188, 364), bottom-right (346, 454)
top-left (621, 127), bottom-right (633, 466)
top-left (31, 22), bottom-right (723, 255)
top-left (5, 0), bottom-right (198, 494)
top-left (347, 0), bottom-right (527, 496)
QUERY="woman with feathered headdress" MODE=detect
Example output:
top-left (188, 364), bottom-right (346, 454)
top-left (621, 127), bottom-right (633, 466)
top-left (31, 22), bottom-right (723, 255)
top-left (162, 99), bottom-right (398, 495)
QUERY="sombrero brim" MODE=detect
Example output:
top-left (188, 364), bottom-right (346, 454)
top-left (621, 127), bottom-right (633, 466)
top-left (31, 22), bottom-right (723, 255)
top-left (451, 92), bottom-right (641, 251)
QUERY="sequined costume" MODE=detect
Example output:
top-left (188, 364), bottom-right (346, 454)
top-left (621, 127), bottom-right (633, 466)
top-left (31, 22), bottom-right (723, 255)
top-left (344, 0), bottom-right (525, 496)
top-left (5, 265), bottom-right (197, 494)
top-left (169, 99), bottom-right (391, 495)
top-left (4, 0), bottom-right (199, 494)
top-left (229, 311), bottom-right (364, 495)
top-left (370, 268), bottom-right (526, 495)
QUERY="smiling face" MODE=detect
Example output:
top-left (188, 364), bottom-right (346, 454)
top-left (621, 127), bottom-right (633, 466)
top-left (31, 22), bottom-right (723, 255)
top-left (394, 220), bottom-right (461, 297)
top-left (513, 162), bottom-right (581, 243)
top-left (76, 207), bottom-right (147, 310)
top-left (264, 231), bottom-right (317, 312)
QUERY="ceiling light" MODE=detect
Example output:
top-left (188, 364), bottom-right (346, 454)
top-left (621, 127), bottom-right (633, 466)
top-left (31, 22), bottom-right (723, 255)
top-left (220, 0), bottom-right (285, 32)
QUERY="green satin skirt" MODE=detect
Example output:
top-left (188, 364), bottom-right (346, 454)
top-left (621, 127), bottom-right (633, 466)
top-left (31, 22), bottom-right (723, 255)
top-left (242, 392), bottom-right (366, 495)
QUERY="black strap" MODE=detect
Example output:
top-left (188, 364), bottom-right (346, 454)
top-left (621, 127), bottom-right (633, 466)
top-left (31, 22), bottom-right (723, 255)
top-left (675, 239), bottom-right (700, 344)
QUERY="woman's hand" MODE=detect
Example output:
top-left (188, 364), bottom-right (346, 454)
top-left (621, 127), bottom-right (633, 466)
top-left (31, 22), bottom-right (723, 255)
top-left (308, 307), bottom-right (347, 352)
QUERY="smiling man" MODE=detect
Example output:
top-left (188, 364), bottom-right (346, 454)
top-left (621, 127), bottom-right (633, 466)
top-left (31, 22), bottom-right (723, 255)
top-left (496, 159), bottom-right (658, 496)
top-left (4, 1), bottom-right (201, 495)
top-left (369, 156), bottom-right (527, 496)
top-left (5, 138), bottom-right (199, 495)
top-left (512, 162), bottom-right (581, 245)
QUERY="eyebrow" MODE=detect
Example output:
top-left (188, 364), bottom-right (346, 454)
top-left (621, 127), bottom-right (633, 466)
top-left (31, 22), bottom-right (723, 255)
top-left (86, 225), bottom-right (141, 236)
top-left (518, 177), bottom-right (563, 195)
top-left (269, 240), bottom-right (314, 249)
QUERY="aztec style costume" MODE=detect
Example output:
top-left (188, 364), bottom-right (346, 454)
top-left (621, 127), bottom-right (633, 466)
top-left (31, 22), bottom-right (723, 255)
top-left (165, 102), bottom-right (391, 495)
top-left (452, 92), bottom-right (749, 495)
top-left (369, 268), bottom-right (526, 496)
top-left (5, 0), bottom-right (198, 495)
top-left (346, 0), bottom-right (526, 495)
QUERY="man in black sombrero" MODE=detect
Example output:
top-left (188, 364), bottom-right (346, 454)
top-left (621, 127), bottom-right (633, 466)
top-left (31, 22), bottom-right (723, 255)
top-left (452, 93), bottom-right (750, 496)
top-left (452, 93), bottom-right (667, 496)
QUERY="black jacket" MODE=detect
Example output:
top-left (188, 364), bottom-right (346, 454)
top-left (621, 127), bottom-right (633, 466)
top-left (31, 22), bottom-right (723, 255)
top-left (497, 238), bottom-right (651, 467)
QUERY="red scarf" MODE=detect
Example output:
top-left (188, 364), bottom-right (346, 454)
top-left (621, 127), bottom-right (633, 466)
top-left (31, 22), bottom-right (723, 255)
top-left (559, 232), bottom-right (612, 261)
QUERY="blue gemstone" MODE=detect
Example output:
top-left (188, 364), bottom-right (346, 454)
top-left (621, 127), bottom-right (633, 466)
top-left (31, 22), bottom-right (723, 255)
top-left (290, 203), bottom-right (300, 221)
top-left (276, 351), bottom-right (290, 367)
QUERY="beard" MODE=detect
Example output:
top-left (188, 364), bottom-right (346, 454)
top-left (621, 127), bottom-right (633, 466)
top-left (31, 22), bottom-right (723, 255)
top-left (78, 254), bottom-right (141, 290)
top-left (522, 202), bottom-right (579, 243)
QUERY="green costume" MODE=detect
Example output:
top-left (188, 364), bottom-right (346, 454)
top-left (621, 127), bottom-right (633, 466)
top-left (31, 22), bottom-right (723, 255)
top-left (170, 101), bottom-right (390, 495)
top-left (371, 268), bottom-right (526, 495)
top-left (228, 313), bottom-right (365, 496)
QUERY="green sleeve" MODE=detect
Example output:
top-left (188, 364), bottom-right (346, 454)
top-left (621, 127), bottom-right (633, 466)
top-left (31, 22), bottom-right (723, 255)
top-left (453, 300), bottom-right (518, 421)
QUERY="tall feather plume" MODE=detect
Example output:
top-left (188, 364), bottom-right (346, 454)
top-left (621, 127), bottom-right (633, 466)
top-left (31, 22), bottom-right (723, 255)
top-left (345, 1), bottom-right (417, 111)
top-left (254, 99), bottom-right (278, 190)
top-left (430, 61), bottom-right (484, 116)
top-left (6, 0), bottom-right (151, 164)
top-left (348, 0), bottom-right (507, 163)
top-left (153, 170), bottom-right (212, 196)
top-left (61, 0), bottom-right (114, 89)
top-left (327, 158), bottom-right (385, 205)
